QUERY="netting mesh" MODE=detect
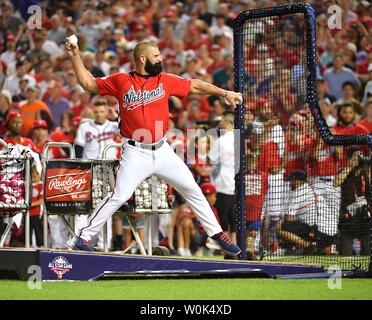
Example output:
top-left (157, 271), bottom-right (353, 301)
top-left (242, 12), bottom-right (371, 270)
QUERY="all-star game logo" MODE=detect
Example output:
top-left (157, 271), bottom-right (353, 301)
top-left (48, 256), bottom-right (73, 279)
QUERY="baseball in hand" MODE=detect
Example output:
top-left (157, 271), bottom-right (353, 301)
top-left (224, 93), bottom-right (243, 105)
top-left (66, 34), bottom-right (78, 45)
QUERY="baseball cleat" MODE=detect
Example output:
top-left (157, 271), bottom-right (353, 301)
top-left (211, 232), bottom-right (241, 256)
top-left (66, 237), bottom-right (93, 251)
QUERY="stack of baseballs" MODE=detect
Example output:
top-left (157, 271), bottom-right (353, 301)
top-left (134, 178), bottom-right (170, 210)
top-left (92, 177), bottom-right (112, 208)
top-left (0, 172), bottom-right (25, 208)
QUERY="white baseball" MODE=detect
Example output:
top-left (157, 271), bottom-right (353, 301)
top-left (136, 196), bottom-right (144, 205)
top-left (0, 185), bottom-right (8, 194)
top-left (67, 34), bottom-right (78, 45)
top-left (224, 94), bottom-right (243, 105)
top-left (2, 194), bottom-right (12, 203)
top-left (143, 200), bottom-right (151, 208)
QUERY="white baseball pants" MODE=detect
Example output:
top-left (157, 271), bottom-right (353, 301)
top-left (78, 140), bottom-right (223, 241)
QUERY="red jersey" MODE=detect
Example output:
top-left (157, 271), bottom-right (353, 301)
top-left (357, 119), bottom-right (372, 133)
top-left (284, 134), bottom-right (312, 179)
top-left (256, 140), bottom-right (282, 173)
top-left (3, 136), bottom-right (39, 153)
top-left (96, 72), bottom-right (191, 143)
top-left (309, 142), bottom-right (339, 176)
top-left (188, 155), bottom-right (212, 185)
top-left (245, 170), bottom-right (269, 221)
top-left (30, 182), bottom-right (43, 217)
top-left (48, 130), bottom-right (74, 159)
top-left (333, 122), bottom-right (370, 167)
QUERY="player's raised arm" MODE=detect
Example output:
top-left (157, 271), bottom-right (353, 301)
top-left (189, 79), bottom-right (243, 108)
top-left (65, 35), bottom-right (99, 94)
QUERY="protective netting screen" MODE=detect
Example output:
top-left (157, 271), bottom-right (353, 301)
top-left (242, 12), bottom-right (371, 271)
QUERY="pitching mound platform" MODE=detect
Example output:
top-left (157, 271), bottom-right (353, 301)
top-left (0, 248), bottom-right (326, 281)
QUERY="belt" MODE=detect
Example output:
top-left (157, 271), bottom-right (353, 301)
top-left (127, 139), bottom-right (165, 151)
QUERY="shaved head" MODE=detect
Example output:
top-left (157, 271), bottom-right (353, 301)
top-left (133, 42), bottom-right (158, 64)
top-left (133, 42), bottom-right (163, 76)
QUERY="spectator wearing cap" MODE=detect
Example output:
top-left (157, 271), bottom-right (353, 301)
top-left (2, 112), bottom-right (38, 153)
top-left (31, 119), bottom-right (49, 155)
top-left (206, 45), bottom-right (224, 76)
top-left (0, 34), bottom-right (16, 67)
top-left (46, 83), bottom-right (70, 128)
top-left (20, 85), bottom-right (53, 138)
top-left (276, 170), bottom-right (334, 255)
top-left (323, 52), bottom-right (360, 100)
top-left (3, 60), bottom-right (36, 96)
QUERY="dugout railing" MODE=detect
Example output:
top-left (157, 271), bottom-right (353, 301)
top-left (233, 2), bottom-right (372, 276)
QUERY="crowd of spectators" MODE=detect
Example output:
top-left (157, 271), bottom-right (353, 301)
top-left (0, 0), bottom-right (371, 257)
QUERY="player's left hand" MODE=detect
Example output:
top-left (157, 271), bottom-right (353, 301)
top-left (224, 91), bottom-right (243, 108)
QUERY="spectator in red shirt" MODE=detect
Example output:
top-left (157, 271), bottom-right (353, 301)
top-left (2, 112), bottom-right (39, 153)
top-left (31, 119), bottom-right (49, 156)
top-left (245, 152), bottom-right (269, 260)
top-left (357, 98), bottom-right (372, 133)
top-left (333, 102), bottom-right (369, 167)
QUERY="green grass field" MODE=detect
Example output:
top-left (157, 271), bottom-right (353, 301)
top-left (1, 278), bottom-right (371, 300)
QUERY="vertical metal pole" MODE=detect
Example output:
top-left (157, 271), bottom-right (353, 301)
top-left (24, 157), bottom-right (31, 248)
top-left (233, 23), bottom-right (247, 260)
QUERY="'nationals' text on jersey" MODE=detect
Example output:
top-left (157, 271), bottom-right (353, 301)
top-left (96, 72), bottom-right (191, 143)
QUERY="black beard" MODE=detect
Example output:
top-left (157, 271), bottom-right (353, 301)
top-left (144, 60), bottom-right (162, 76)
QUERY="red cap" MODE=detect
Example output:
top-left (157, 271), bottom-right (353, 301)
top-left (134, 24), bottom-right (146, 32)
top-left (366, 45), bottom-right (372, 53)
top-left (70, 116), bottom-right (82, 127)
top-left (200, 182), bottom-right (216, 195)
top-left (165, 10), bottom-right (176, 18)
top-left (5, 112), bottom-right (21, 127)
top-left (211, 44), bottom-right (221, 51)
top-left (6, 34), bottom-right (16, 42)
top-left (255, 98), bottom-right (270, 109)
top-left (32, 119), bottom-right (48, 130)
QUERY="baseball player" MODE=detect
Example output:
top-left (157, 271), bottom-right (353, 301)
top-left (65, 39), bottom-right (242, 255)
top-left (74, 99), bottom-right (119, 160)
top-left (73, 99), bottom-right (119, 249)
